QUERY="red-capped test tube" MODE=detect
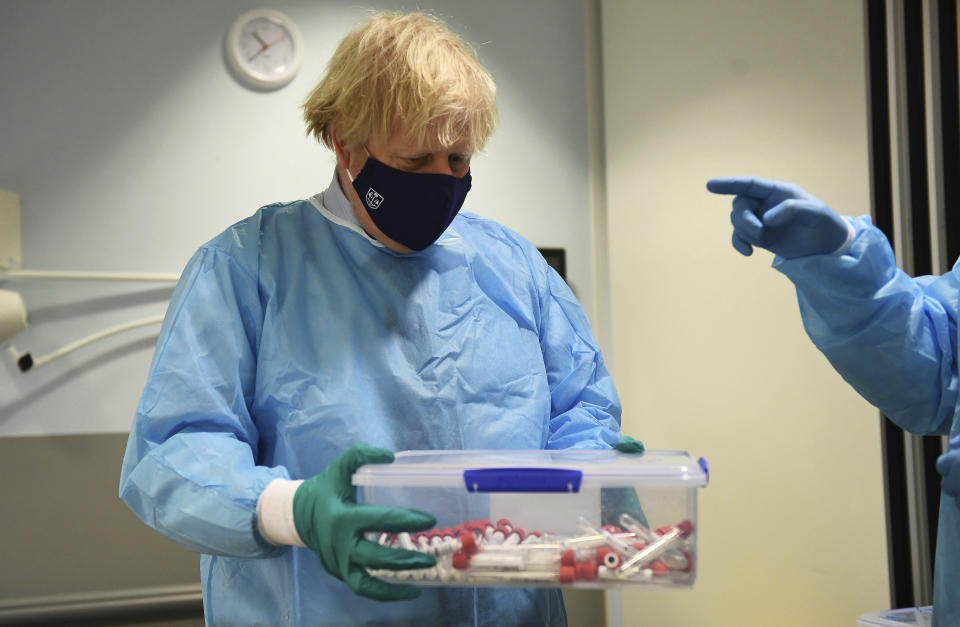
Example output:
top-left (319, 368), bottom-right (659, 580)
top-left (423, 531), bottom-right (478, 557)
top-left (453, 544), bottom-right (595, 576)
top-left (451, 550), bottom-right (583, 584)
top-left (577, 517), bottom-right (639, 560)
top-left (619, 513), bottom-right (692, 572)
top-left (618, 520), bottom-right (693, 575)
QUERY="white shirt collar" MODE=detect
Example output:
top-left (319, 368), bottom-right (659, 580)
top-left (308, 170), bottom-right (384, 248)
top-left (319, 170), bottom-right (358, 225)
top-left (307, 169), bottom-right (463, 251)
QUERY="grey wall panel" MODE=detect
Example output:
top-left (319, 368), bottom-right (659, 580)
top-left (0, 434), bottom-right (200, 598)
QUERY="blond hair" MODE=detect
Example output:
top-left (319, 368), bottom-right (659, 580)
top-left (303, 12), bottom-right (497, 152)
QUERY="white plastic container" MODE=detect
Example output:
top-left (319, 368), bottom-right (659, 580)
top-left (857, 607), bottom-right (933, 626)
top-left (353, 449), bottom-right (708, 589)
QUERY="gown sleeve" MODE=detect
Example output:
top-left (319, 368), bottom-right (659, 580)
top-left (119, 239), bottom-right (290, 558)
top-left (774, 216), bottom-right (959, 436)
top-left (533, 257), bottom-right (623, 450)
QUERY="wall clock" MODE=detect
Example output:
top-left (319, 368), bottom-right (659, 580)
top-left (225, 9), bottom-right (303, 90)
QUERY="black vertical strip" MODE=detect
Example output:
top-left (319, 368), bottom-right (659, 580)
top-left (939, 0), bottom-right (960, 264)
top-left (905, 0), bottom-right (943, 596)
top-left (904, 1), bottom-right (932, 275)
top-left (869, 0), bottom-right (894, 239)
top-left (866, 0), bottom-right (914, 609)
top-left (881, 417), bottom-right (914, 607)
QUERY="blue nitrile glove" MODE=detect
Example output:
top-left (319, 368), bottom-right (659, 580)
top-left (614, 435), bottom-right (645, 454)
top-left (937, 436), bottom-right (960, 501)
top-left (706, 176), bottom-right (852, 259)
top-left (293, 443), bottom-right (437, 601)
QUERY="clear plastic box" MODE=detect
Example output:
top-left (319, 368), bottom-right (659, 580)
top-left (857, 607), bottom-right (933, 626)
top-left (353, 449), bottom-right (708, 589)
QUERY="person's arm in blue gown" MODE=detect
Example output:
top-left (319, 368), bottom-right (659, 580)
top-left (119, 241), bottom-right (288, 558)
top-left (525, 250), bottom-right (647, 525)
top-left (119, 235), bottom-right (436, 602)
top-left (777, 221), bottom-right (959, 435)
top-left (708, 176), bottom-right (959, 436)
top-left (534, 259), bottom-right (623, 450)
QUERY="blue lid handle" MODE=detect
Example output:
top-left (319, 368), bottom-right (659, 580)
top-left (463, 468), bottom-right (583, 493)
top-left (698, 457), bottom-right (709, 484)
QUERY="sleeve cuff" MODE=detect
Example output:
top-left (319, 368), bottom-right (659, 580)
top-left (831, 217), bottom-right (857, 255)
top-left (256, 478), bottom-right (306, 547)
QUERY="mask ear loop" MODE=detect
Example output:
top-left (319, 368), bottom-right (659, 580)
top-left (344, 146), bottom-right (371, 184)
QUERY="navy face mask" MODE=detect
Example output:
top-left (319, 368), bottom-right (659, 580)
top-left (349, 156), bottom-right (472, 251)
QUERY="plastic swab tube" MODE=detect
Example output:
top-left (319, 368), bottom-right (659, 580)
top-left (618, 520), bottom-right (693, 575)
top-left (619, 512), bottom-right (690, 571)
top-left (577, 517), bottom-right (639, 559)
top-left (422, 531), bottom-right (478, 557)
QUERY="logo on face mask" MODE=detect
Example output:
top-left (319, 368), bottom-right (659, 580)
top-left (365, 188), bottom-right (384, 210)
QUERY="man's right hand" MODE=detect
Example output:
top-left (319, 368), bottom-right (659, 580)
top-left (293, 443), bottom-right (437, 601)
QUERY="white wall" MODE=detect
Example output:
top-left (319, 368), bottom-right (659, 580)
top-left (0, 0), bottom-right (595, 436)
top-left (602, 0), bottom-right (890, 625)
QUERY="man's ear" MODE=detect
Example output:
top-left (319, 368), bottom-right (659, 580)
top-left (331, 130), bottom-right (355, 171)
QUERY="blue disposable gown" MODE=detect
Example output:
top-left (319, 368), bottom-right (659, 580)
top-left (774, 216), bottom-right (959, 626)
top-left (119, 175), bottom-right (622, 626)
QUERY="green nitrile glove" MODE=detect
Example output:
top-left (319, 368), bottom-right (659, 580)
top-left (293, 443), bottom-right (437, 601)
top-left (614, 435), bottom-right (645, 454)
top-left (603, 435), bottom-right (648, 527)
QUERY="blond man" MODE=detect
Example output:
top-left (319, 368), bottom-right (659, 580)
top-left (121, 13), bottom-right (628, 626)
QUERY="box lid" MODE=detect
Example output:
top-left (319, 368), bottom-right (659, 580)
top-left (857, 607), bottom-right (933, 626)
top-left (353, 449), bottom-right (708, 491)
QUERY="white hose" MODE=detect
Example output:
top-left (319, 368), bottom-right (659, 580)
top-left (24, 315), bottom-right (165, 371)
top-left (0, 270), bottom-right (180, 282)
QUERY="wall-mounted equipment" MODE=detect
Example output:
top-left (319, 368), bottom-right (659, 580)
top-left (537, 248), bottom-right (567, 281)
top-left (0, 289), bottom-right (28, 346)
top-left (0, 189), bottom-right (21, 269)
top-left (0, 272), bottom-right (179, 372)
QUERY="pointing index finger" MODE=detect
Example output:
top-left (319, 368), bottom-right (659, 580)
top-left (706, 176), bottom-right (779, 198)
top-left (708, 177), bottom-right (813, 206)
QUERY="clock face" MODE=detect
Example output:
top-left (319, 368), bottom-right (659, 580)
top-left (227, 9), bottom-right (303, 90)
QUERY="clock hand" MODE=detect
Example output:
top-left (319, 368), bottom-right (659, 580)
top-left (247, 30), bottom-right (272, 61)
top-left (248, 33), bottom-right (287, 61)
